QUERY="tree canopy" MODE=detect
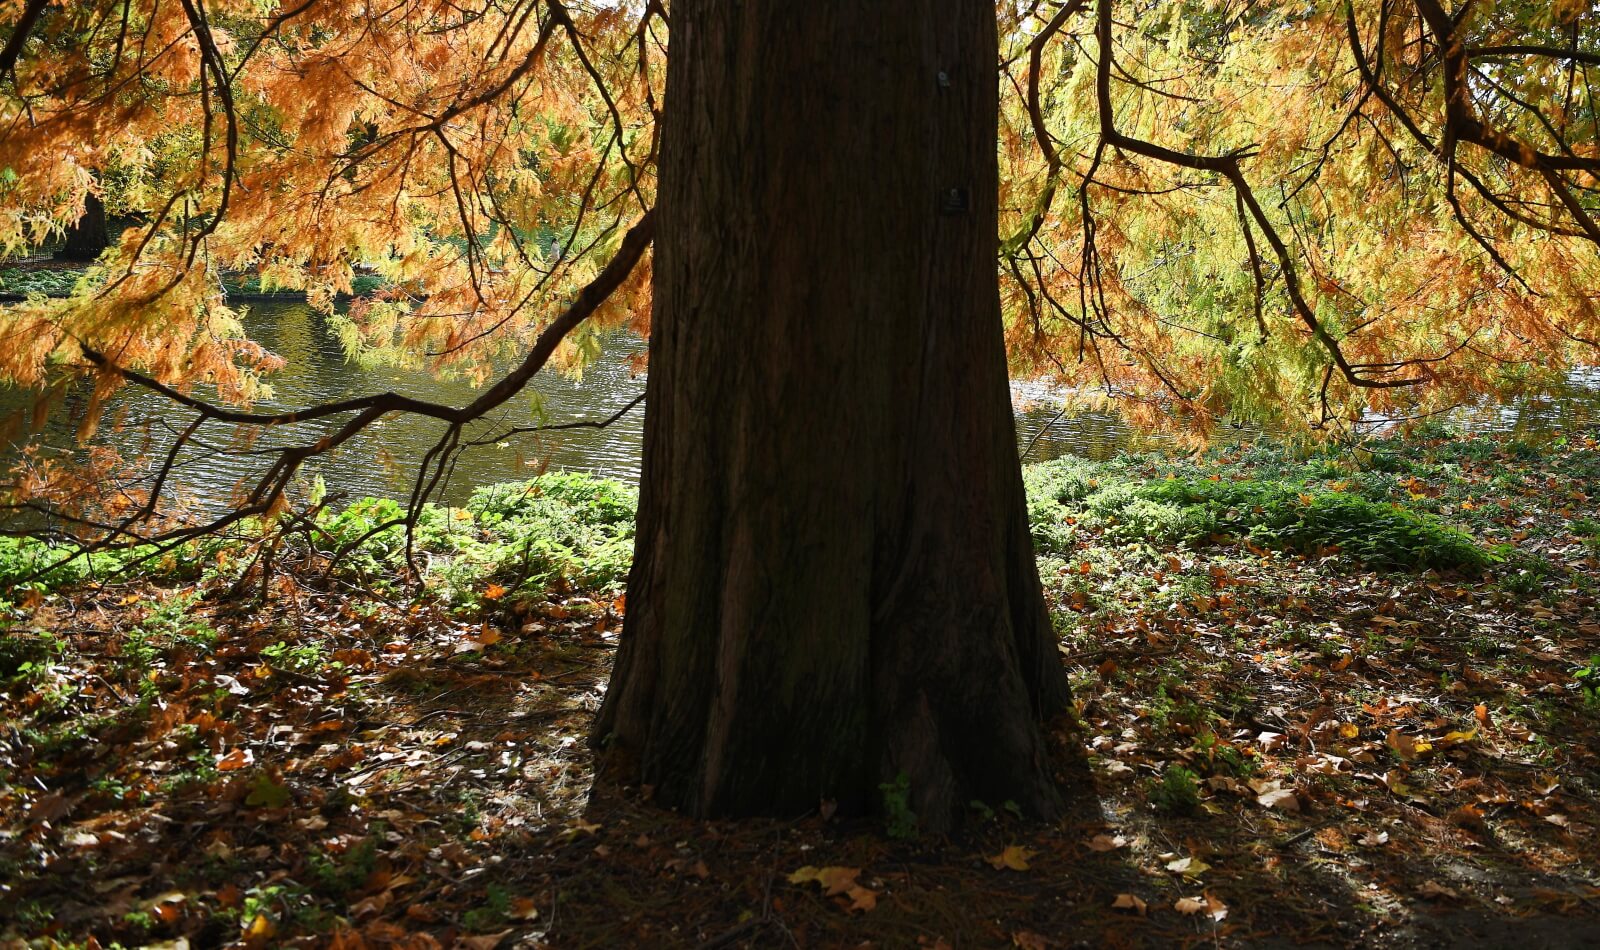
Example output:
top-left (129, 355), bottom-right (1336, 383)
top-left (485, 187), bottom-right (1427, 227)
top-left (1, 0), bottom-right (1597, 549)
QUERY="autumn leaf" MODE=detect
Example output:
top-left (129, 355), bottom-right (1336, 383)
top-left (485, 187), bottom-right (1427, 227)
top-left (1087, 833), bottom-right (1126, 852)
top-left (1174, 892), bottom-right (1229, 921)
top-left (1174, 896), bottom-right (1208, 915)
top-left (244, 913), bottom-right (277, 941)
top-left (987, 845), bottom-right (1036, 871)
top-left (788, 866), bottom-right (877, 912)
top-left (1251, 780), bottom-right (1300, 812)
top-left (788, 865), bottom-right (859, 895)
top-left (1111, 893), bottom-right (1147, 915)
top-left (1386, 730), bottom-right (1432, 761)
top-left (244, 773), bottom-right (291, 809)
top-left (1164, 855), bottom-right (1211, 878)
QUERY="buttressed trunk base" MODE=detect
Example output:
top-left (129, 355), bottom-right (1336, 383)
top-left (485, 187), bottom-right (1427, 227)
top-left (593, 0), bottom-right (1079, 831)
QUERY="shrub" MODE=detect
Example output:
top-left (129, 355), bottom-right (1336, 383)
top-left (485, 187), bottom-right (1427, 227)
top-left (1024, 452), bottom-right (1491, 571)
top-left (1150, 765), bottom-right (1201, 816)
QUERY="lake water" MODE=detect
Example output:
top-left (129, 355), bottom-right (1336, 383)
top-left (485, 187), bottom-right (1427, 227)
top-left (4, 301), bottom-right (1599, 512)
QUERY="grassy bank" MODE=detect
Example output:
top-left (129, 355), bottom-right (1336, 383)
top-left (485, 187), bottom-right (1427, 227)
top-left (3, 431), bottom-right (1598, 948)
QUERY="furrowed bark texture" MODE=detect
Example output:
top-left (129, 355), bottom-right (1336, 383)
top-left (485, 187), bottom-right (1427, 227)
top-left (593, 0), bottom-right (1074, 829)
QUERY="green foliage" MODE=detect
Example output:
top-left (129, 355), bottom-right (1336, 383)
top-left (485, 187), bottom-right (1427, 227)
top-left (457, 473), bottom-right (637, 600)
top-left (0, 630), bottom-right (65, 681)
top-left (1149, 765), bottom-right (1202, 817)
top-left (308, 833), bottom-right (379, 897)
top-left (1024, 448), bottom-right (1492, 570)
top-left (1576, 658), bottom-right (1600, 708)
top-left (1495, 549), bottom-right (1558, 598)
top-left (0, 266), bottom-right (85, 297)
top-left (260, 640), bottom-right (331, 676)
top-left (315, 497), bottom-right (463, 582)
top-left (223, 271), bottom-right (385, 298)
top-left (122, 591), bottom-right (217, 674)
top-left (462, 883), bottom-right (514, 932)
top-left (0, 534), bottom-right (234, 601)
top-left (1260, 492), bottom-right (1488, 571)
top-left (878, 771), bottom-right (919, 841)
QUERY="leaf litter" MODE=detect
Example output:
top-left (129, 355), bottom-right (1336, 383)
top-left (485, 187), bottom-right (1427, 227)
top-left (3, 433), bottom-right (1600, 947)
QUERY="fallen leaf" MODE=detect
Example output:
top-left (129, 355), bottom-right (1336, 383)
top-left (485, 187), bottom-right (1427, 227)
top-left (27, 792), bottom-right (70, 823)
top-left (1175, 891), bottom-right (1229, 921)
top-left (789, 865), bottom-right (861, 896)
top-left (846, 885), bottom-right (878, 912)
top-left (1111, 893), bottom-right (1147, 915)
top-left (1387, 730), bottom-right (1432, 761)
top-left (245, 913), bottom-right (277, 940)
top-left (1165, 856), bottom-right (1212, 878)
top-left (1087, 833), bottom-right (1126, 852)
top-left (150, 891), bottom-right (187, 924)
top-left (1374, 770), bottom-right (1409, 796)
top-left (1255, 783), bottom-right (1300, 812)
top-left (987, 845), bottom-right (1036, 871)
top-left (789, 866), bottom-right (879, 913)
top-left (245, 773), bottom-right (291, 809)
top-left (1175, 896), bottom-right (1208, 915)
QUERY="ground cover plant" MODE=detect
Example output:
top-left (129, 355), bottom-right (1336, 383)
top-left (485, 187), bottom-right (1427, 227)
top-left (3, 431), bottom-right (1598, 947)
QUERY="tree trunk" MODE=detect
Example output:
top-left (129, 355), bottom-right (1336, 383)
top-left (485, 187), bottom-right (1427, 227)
top-left (57, 193), bottom-right (109, 261)
top-left (593, 0), bottom-right (1077, 831)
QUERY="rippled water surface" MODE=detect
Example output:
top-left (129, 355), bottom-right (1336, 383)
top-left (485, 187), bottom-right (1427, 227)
top-left (6, 302), bottom-right (1600, 511)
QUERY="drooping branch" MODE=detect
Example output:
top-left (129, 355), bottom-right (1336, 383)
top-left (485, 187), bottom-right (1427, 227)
top-left (14, 210), bottom-right (654, 578)
top-left (1089, 0), bottom-right (1420, 390)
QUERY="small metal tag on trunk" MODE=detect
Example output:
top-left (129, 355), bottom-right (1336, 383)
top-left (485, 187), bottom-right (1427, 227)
top-left (940, 187), bottom-right (969, 215)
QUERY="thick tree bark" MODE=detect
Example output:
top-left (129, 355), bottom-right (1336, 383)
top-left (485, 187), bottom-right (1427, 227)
top-left (593, 0), bottom-right (1077, 831)
top-left (57, 193), bottom-right (109, 262)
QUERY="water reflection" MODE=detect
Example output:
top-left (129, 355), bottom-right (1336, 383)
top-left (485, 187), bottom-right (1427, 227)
top-left (2, 302), bottom-right (647, 510)
top-left (5, 301), bottom-right (1600, 513)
